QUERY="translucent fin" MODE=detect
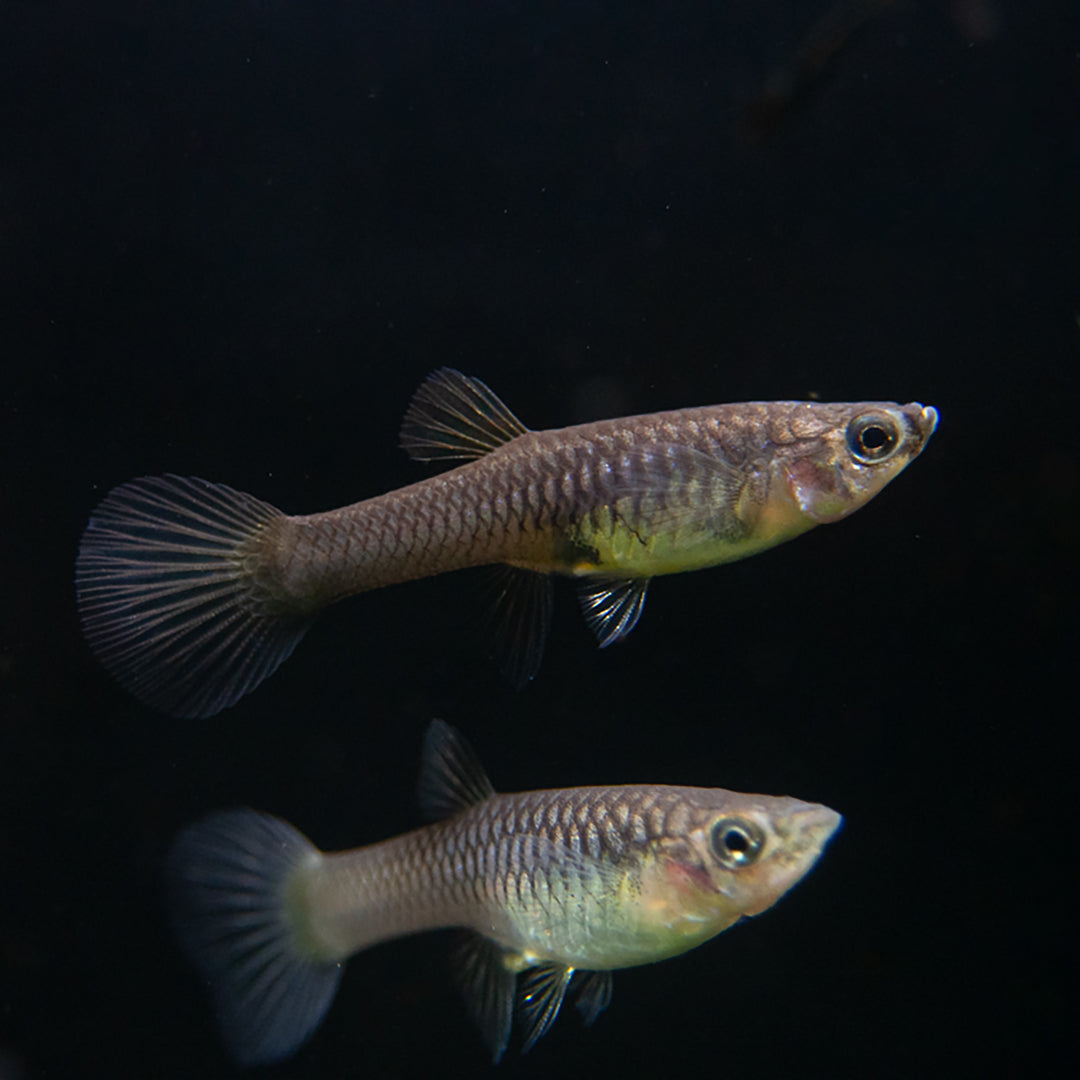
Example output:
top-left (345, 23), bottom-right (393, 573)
top-left (167, 809), bottom-right (342, 1067)
top-left (578, 576), bottom-right (651, 648)
top-left (418, 720), bottom-right (496, 822)
top-left (75, 475), bottom-right (310, 718)
top-left (450, 931), bottom-right (516, 1064)
top-left (485, 565), bottom-right (554, 688)
top-left (602, 442), bottom-right (748, 539)
top-left (399, 367), bottom-right (530, 462)
top-left (518, 964), bottom-right (575, 1053)
top-left (573, 970), bottom-right (613, 1027)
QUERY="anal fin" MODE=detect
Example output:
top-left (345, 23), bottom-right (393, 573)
top-left (485, 565), bottom-right (554, 687)
top-left (451, 931), bottom-right (516, 1064)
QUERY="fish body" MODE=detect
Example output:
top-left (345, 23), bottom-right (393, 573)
top-left (275, 399), bottom-right (904, 590)
top-left (169, 721), bottom-right (842, 1065)
top-left (76, 369), bottom-right (938, 715)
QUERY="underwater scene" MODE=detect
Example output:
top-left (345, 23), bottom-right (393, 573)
top-left (0, 2), bottom-right (1074, 1078)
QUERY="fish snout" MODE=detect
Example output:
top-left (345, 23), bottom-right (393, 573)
top-left (787, 802), bottom-right (844, 852)
top-left (904, 402), bottom-right (939, 448)
top-left (739, 801), bottom-right (842, 917)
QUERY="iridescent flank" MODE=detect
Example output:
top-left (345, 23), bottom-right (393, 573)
top-left (168, 722), bottom-right (842, 1065)
top-left (76, 369), bottom-right (938, 715)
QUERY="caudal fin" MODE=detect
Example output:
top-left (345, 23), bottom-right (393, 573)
top-left (168, 809), bottom-right (343, 1066)
top-left (76, 475), bottom-right (310, 718)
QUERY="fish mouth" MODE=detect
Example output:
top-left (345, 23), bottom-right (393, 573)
top-left (785, 802), bottom-right (844, 855)
top-left (740, 802), bottom-right (842, 917)
top-left (906, 403), bottom-right (939, 445)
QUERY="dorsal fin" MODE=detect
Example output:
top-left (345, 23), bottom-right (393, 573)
top-left (418, 720), bottom-right (497, 822)
top-left (400, 368), bottom-right (529, 462)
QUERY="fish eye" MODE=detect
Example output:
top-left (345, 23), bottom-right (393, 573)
top-left (710, 817), bottom-right (765, 869)
top-left (846, 413), bottom-right (901, 464)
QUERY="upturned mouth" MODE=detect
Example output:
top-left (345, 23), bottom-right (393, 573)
top-left (789, 803), bottom-right (844, 850)
top-left (908, 403), bottom-right (939, 444)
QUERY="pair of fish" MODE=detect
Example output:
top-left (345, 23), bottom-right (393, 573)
top-left (77, 369), bottom-right (937, 1063)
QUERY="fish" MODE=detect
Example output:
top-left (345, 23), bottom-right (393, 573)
top-left (742, 0), bottom-right (896, 141)
top-left (167, 720), bottom-right (843, 1065)
top-left (75, 368), bottom-right (938, 716)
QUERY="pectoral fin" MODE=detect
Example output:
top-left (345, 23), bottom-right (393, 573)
top-left (578, 576), bottom-right (651, 647)
top-left (600, 442), bottom-right (749, 540)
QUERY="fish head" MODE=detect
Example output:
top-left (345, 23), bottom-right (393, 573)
top-left (692, 795), bottom-right (843, 918)
top-left (784, 401), bottom-right (938, 524)
top-left (638, 791), bottom-right (842, 944)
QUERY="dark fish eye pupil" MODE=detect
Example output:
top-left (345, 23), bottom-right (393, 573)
top-left (724, 829), bottom-right (749, 853)
top-left (860, 425), bottom-right (888, 451)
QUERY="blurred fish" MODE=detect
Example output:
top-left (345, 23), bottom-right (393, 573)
top-left (168, 720), bottom-right (842, 1065)
top-left (743, 0), bottom-right (896, 141)
top-left (76, 368), bottom-right (938, 716)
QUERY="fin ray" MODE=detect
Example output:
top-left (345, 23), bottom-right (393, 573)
top-left (76, 475), bottom-right (310, 717)
top-left (418, 720), bottom-right (496, 822)
top-left (602, 442), bottom-right (748, 539)
top-left (485, 565), bottom-right (553, 688)
top-left (450, 931), bottom-right (516, 1064)
top-left (578, 576), bottom-right (651, 648)
top-left (518, 964), bottom-right (575, 1053)
top-left (400, 368), bottom-right (529, 462)
top-left (573, 970), bottom-right (613, 1026)
top-left (168, 809), bottom-right (342, 1067)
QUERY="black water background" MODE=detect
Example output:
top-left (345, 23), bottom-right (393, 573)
top-left (1, 2), bottom-right (1076, 1078)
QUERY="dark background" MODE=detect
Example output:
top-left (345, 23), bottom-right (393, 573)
top-left (1, 1), bottom-right (1076, 1077)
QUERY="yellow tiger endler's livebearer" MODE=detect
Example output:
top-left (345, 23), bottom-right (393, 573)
top-left (168, 721), bottom-right (843, 1065)
top-left (76, 368), bottom-right (938, 716)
